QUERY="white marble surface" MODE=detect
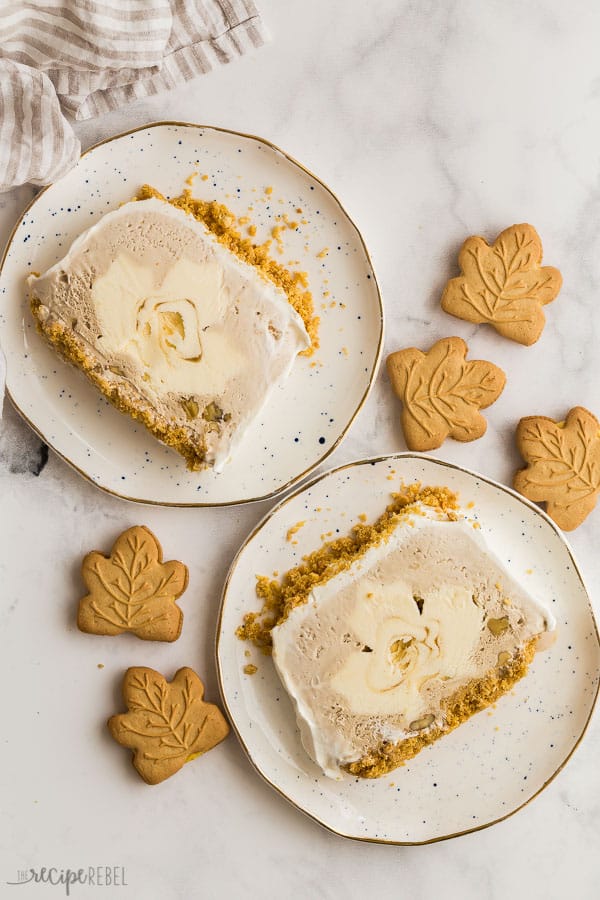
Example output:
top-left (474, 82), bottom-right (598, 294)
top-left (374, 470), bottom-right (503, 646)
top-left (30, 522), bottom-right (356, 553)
top-left (1, 1), bottom-right (600, 897)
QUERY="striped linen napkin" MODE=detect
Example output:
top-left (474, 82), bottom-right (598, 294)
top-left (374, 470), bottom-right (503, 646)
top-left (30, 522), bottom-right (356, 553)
top-left (0, 0), bottom-right (267, 192)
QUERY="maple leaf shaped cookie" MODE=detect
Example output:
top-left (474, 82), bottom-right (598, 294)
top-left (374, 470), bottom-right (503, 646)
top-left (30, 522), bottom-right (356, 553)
top-left (514, 406), bottom-right (600, 531)
top-left (386, 337), bottom-right (506, 451)
top-left (78, 526), bottom-right (187, 642)
top-left (441, 224), bottom-right (562, 345)
top-left (108, 667), bottom-right (229, 784)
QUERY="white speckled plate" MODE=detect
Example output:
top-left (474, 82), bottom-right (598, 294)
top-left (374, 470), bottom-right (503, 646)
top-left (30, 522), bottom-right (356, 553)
top-left (0, 122), bottom-right (383, 505)
top-left (217, 454), bottom-right (600, 844)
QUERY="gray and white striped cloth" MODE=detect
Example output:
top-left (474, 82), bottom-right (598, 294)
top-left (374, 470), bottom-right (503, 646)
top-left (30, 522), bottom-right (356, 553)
top-left (0, 0), bottom-right (267, 192)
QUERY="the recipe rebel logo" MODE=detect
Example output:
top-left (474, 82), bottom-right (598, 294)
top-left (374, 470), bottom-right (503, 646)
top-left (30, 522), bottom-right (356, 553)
top-left (6, 866), bottom-right (128, 895)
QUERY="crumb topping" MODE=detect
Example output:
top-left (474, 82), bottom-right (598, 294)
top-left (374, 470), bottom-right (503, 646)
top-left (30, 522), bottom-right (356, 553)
top-left (236, 483), bottom-right (459, 652)
top-left (286, 520), bottom-right (306, 543)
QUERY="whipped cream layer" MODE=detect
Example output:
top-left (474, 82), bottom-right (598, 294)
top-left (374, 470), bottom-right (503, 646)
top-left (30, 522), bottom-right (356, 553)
top-left (28, 198), bottom-right (310, 470)
top-left (271, 508), bottom-right (555, 778)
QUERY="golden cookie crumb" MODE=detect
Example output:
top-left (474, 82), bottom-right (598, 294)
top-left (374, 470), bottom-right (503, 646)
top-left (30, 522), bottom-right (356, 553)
top-left (286, 521), bottom-right (306, 542)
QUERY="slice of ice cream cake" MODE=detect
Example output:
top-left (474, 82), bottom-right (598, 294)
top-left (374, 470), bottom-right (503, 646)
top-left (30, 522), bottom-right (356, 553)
top-left (28, 198), bottom-right (310, 471)
top-left (270, 493), bottom-right (555, 778)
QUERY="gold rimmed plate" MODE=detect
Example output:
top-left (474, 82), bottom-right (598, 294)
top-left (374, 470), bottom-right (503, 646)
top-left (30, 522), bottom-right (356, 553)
top-left (0, 122), bottom-right (383, 506)
top-left (217, 454), bottom-right (600, 844)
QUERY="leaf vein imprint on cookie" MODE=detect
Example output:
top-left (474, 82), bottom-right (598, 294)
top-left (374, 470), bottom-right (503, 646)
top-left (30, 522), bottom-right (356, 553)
top-left (108, 667), bottom-right (229, 784)
top-left (122, 672), bottom-right (204, 759)
top-left (386, 337), bottom-right (506, 452)
top-left (514, 406), bottom-right (600, 530)
top-left (524, 423), bottom-right (597, 496)
top-left (78, 525), bottom-right (188, 642)
top-left (442, 224), bottom-right (562, 345)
